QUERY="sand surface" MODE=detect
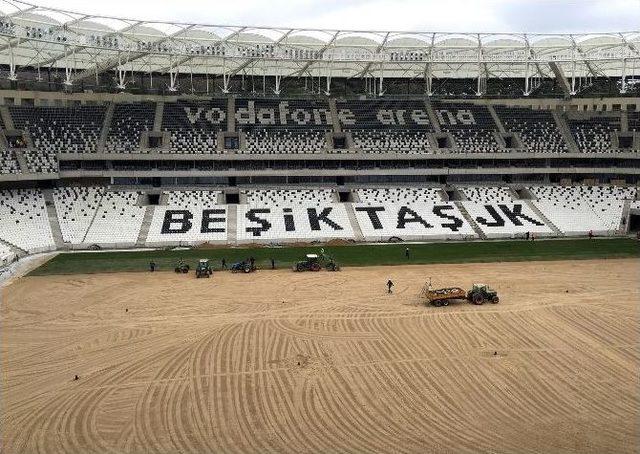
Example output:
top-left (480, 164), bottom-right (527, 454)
top-left (2, 259), bottom-right (639, 453)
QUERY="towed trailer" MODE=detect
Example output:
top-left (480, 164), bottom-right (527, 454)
top-left (421, 281), bottom-right (500, 307)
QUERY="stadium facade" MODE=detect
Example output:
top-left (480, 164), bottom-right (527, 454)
top-left (0, 1), bottom-right (638, 266)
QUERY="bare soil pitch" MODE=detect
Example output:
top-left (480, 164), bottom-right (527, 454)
top-left (2, 259), bottom-right (639, 453)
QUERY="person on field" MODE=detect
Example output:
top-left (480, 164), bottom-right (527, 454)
top-left (149, 261), bottom-right (156, 272)
top-left (405, 247), bottom-right (410, 259)
top-left (387, 279), bottom-right (394, 294)
top-left (588, 230), bottom-right (594, 239)
top-left (525, 231), bottom-right (530, 240)
top-left (221, 258), bottom-right (227, 270)
top-left (271, 258), bottom-right (275, 269)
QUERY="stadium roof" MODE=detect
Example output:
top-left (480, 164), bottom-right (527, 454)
top-left (0, 0), bottom-right (639, 93)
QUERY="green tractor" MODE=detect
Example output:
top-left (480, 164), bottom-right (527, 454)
top-left (195, 259), bottom-right (213, 278)
top-left (174, 260), bottom-right (190, 274)
top-left (293, 251), bottom-right (340, 272)
top-left (467, 283), bottom-right (499, 305)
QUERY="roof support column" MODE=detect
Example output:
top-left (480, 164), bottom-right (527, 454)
top-left (424, 62), bottom-right (432, 96)
top-left (7, 41), bottom-right (16, 80)
top-left (620, 58), bottom-right (627, 94)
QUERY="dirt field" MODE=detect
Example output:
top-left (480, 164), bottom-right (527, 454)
top-left (2, 259), bottom-right (639, 453)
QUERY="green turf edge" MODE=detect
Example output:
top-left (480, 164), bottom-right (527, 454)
top-left (27, 238), bottom-right (639, 276)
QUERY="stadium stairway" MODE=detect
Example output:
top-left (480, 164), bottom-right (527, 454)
top-left (423, 98), bottom-right (442, 133)
top-left (97, 102), bottom-right (115, 152)
top-left (42, 190), bottom-right (65, 248)
top-left (552, 111), bottom-right (579, 153)
top-left (328, 98), bottom-right (341, 133)
top-left (523, 199), bottom-right (564, 236)
top-left (454, 201), bottom-right (487, 239)
top-left (0, 237), bottom-right (27, 258)
top-left (487, 105), bottom-right (507, 133)
top-left (619, 199), bottom-right (631, 233)
top-left (345, 203), bottom-right (365, 241)
top-left (14, 150), bottom-right (29, 173)
top-left (0, 105), bottom-right (14, 130)
top-left (153, 102), bottom-right (164, 132)
top-left (227, 204), bottom-right (237, 244)
top-left (136, 205), bottom-right (154, 247)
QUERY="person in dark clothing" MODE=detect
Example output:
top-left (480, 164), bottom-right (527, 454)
top-left (74, 375), bottom-right (79, 381)
top-left (405, 247), bottom-right (410, 259)
top-left (221, 258), bottom-right (227, 270)
top-left (588, 230), bottom-right (594, 239)
top-left (249, 257), bottom-right (255, 269)
top-left (149, 261), bottom-right (156, 272)
top-left (387, 280), bottom-right (394, 294)
top-left (525, 231), bottom-right (530, 240)
top-left (271, 258), bottom-right (275, 269)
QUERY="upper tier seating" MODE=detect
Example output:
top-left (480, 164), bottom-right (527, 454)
top-left (243, 130), bottom-right (326, 154)
top-left (236, 99), bottom-right (331, 154)
top-left (530, 185), bottom-right (635, 234)
top-left (105, 103), bottom-right (155, 153)
top-left (352, 130), bottom-right (432, 153)
top-left (0, 189), bottom-right (55, 252)
top-left (494, 106), bottom-right (568, 153)
top-left (53, 186), bottom-right (104, 244)
top-left (337, 99), bottom-right (433, 154)
top-left (22, 150), bottom-right (57, 173)
top-left (0, 149), bottom-right (20, 174)
top-left (146, 190), bottom-right (227, 244)
top-left (244, 189), bottom-right (335, 206)
top-left (10, 105), bottom-right (105, 154)
top-left (83, 191), bottom-right (145, 245)
top-left (356, 187), bottom-right (443, 204)
top-left (460, 186), bottom-right (513, 203)
top-left (432, 102), bottom-right (501, 152)
top-left (567, 116), bottom-right (620, 152)
top-left (162, 100), bottom-right (226, 153)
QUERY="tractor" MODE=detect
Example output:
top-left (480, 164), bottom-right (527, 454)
top-left (195, 259), bottom-right (213, 278)
top-left (421, 279), bottom-right (499, 307)
top-left (467, 283), bottom-right (500, 305)
top-left (230, 260), bottom-right (256, 273)
top-left (293, 252), bottom-right (340, 272)
top-left (174, 260), bottom-right (190, 274)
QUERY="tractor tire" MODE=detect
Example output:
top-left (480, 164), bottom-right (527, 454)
top-left (296, 264), bottom-right (304, 272)
top-left (243, 266), bottom-right (251, 273)
top-left (433, 300), bottom-right (442, 307)
top-left (326, 263), bottom-right (335, 271)
top-left (491, 296), bottom-right (499, 304)
top-left (472, 293), bottom-right (484, 305)
top-left (442, 299), bottom-right (450, 306)
top-left (311, 263), bottom-right (321, 272)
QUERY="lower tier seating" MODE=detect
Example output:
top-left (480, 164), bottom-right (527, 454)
top-left (0, 189), bottom-right (55, 252)
top-left (83, 191), bottom-right (145, 245)
top-left (146, 191), bottom-right (227, 244)
top-left (530, 185), bottom-right (635, 235)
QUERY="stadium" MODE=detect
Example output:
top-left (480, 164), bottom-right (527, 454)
top-left (0, 0), bottom-right (639, 452)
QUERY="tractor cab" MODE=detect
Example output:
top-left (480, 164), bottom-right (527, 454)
top-left (195, 259), bottom-right (213, 278)
top-left (467, 283), bottom-right (499, 304)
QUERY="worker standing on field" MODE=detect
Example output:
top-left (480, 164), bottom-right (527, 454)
top-left (387, 279), bottom-right (394, 294)
top-left (405, 247), bottom-right (410, 259)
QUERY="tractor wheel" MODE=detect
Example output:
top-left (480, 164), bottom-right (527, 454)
top-left (472, 293), bottom-right (484, 305)
top-left (442, 299), bottom-right (450, 306)
top-left (491, 296), bottom-right (500, 304)
top-left (433, 300), bottom-right (442, 307)
top-left (311, 263), bottom-right (321, 272)
top-left (243, 266), bottom-right (251, 273)
top-left (296, 264), bottom-right (304, 272)
top-left (326, 263), bottom-right (335, 271)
